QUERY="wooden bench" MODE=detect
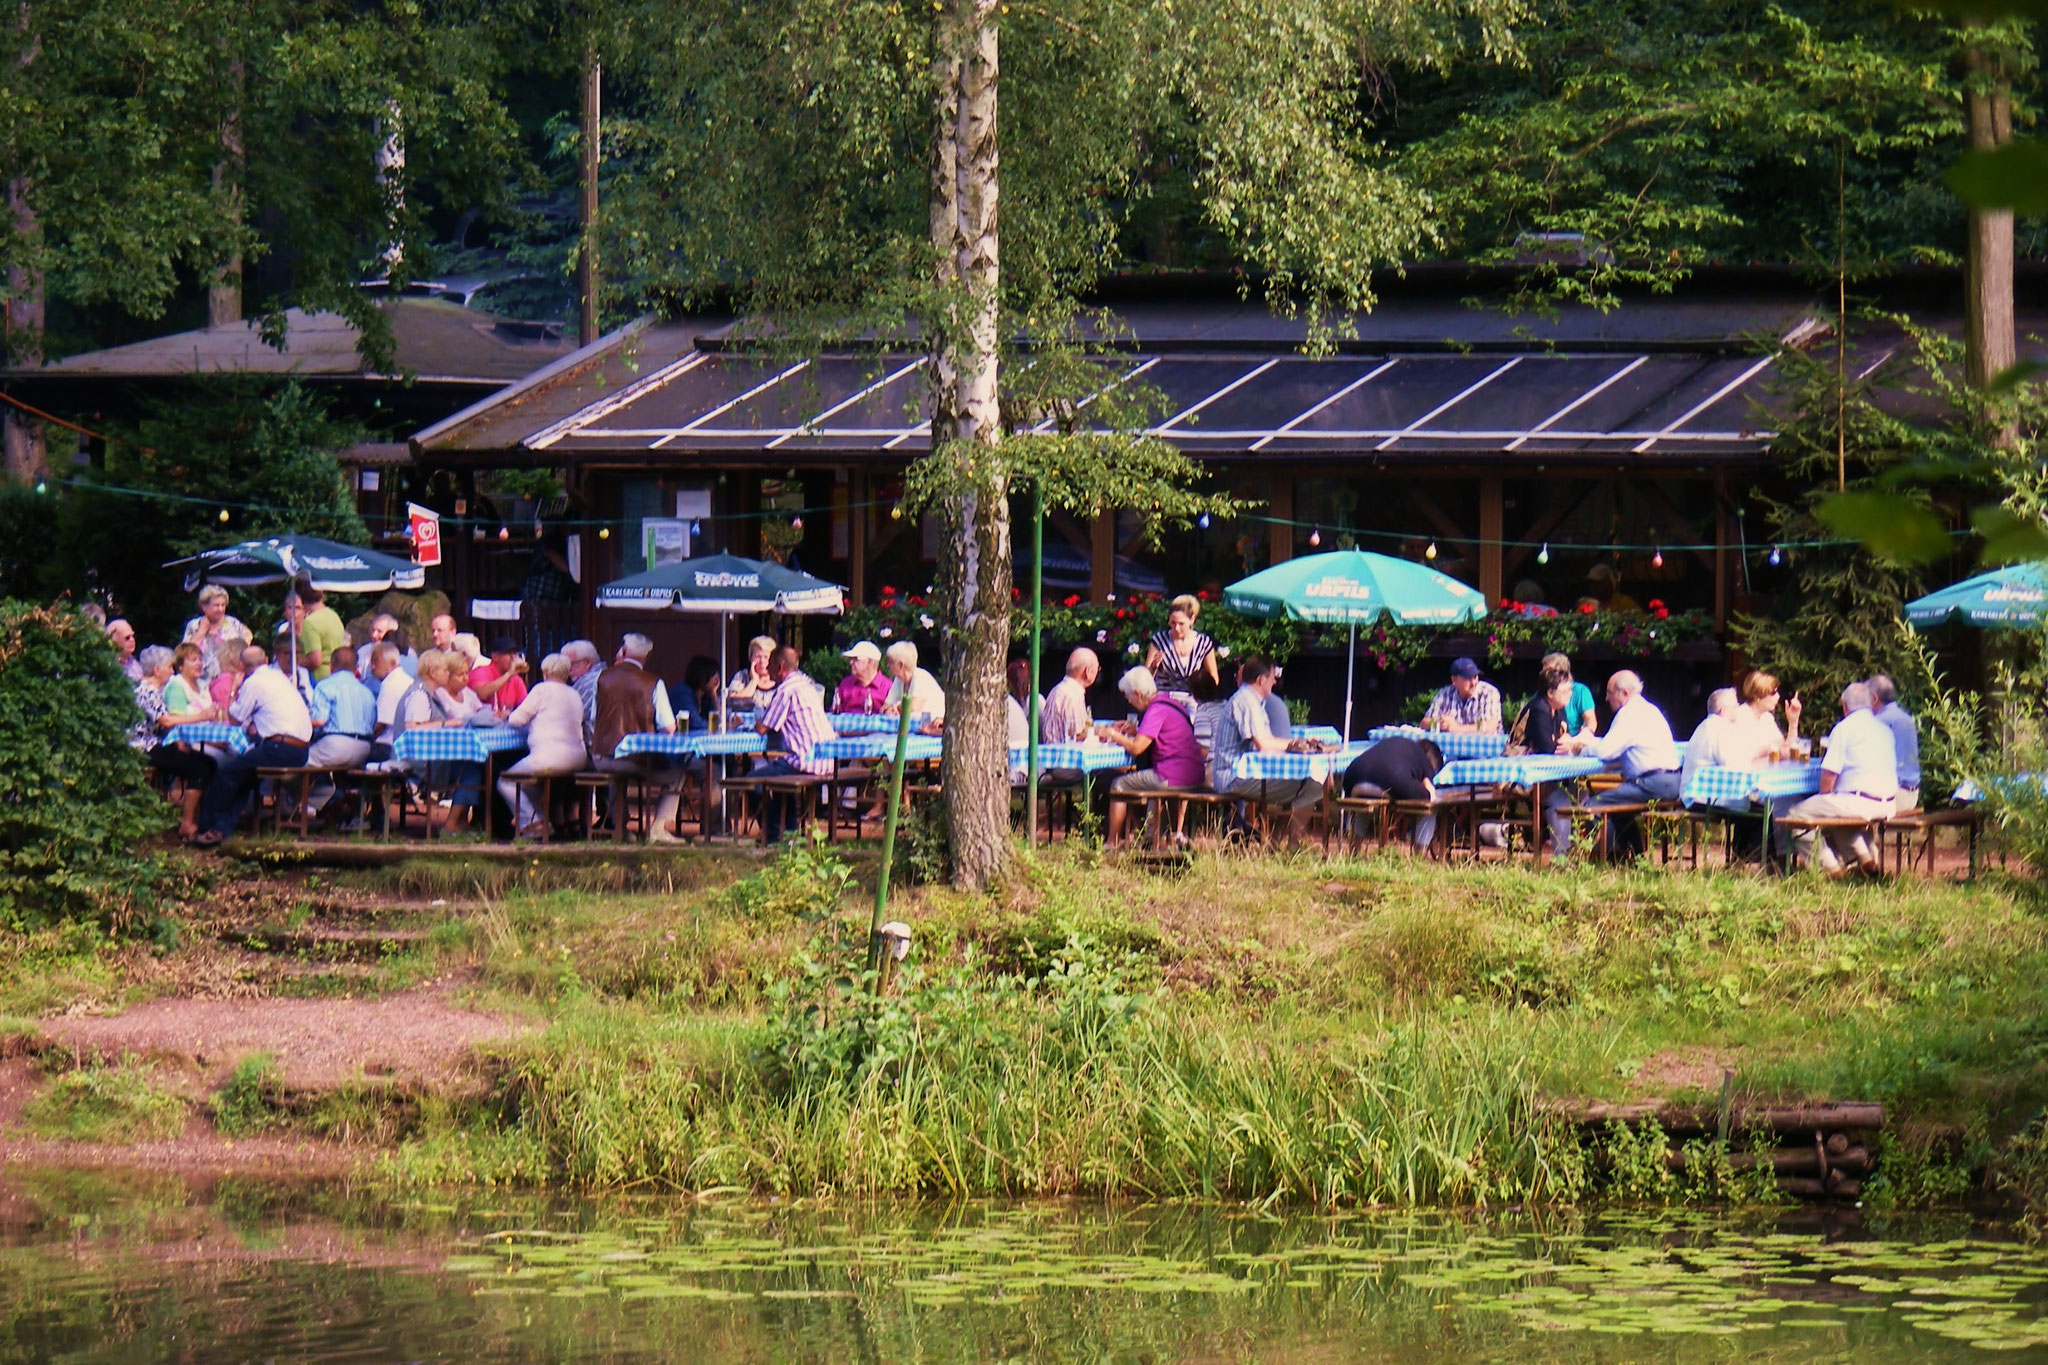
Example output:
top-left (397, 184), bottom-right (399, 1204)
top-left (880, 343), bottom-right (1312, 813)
top-left (1641, 807), bottom-right (1713, 869)
top-left (575, 770), bottom-right (652, 842)
top-left (1774, 814), bottom-right (1886, 873)
top-left (724, 774), bottom-right (828, 843)
top-left (1108, 787), bottom-right (1211, 848)
top-left (1322, 793), bottom-right (1389, 855)
top-left (347, 767), bottom-right (411, 839)
top-left (1883, 806), bottom-right (1982, 878)
top-left (255, 764), bottom-right (351, 837)
top-left (1583, 800), bottom-right (1653, 862)
top-left (505, 770), bottom-right (581, 841)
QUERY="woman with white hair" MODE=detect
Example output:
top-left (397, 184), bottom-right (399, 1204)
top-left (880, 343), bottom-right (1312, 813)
top-left (726, 634), bottom-right (779, 713)
top-left (130, 644), bottom-right (223, 837)
top-left (497, 653), bottom-right (589, 838)
top-left (181, 585), bottom-right (252, 679)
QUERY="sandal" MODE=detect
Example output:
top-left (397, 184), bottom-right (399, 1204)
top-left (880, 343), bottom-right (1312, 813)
top-left (188, 830), bottom-right (223, 848)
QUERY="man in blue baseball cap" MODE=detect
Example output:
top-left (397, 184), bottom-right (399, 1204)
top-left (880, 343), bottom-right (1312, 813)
top-left (1421, 656), bottom-right (1502, 734)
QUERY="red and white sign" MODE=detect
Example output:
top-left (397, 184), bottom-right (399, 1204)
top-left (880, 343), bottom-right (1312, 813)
top-left (408, 502), bottom-right (442, 567)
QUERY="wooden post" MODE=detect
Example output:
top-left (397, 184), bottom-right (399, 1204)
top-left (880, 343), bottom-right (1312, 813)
top-left (577, 49), bottom-right (602, 348)
top-left (1479, 476), bottom-right (1503, 603)
top-left (1090, 509), bottom-right (1114, 602)
top-left (1269, 475), bottom-right (1294, 562)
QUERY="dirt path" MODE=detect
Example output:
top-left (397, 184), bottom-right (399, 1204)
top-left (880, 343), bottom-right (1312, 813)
top-left (35, 979), bottom-right (539, 1091)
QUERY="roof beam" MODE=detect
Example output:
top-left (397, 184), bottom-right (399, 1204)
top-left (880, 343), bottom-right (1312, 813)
top-left (1148, 358), bottom-right (1277, 433)
top-left (767, 357), bottom-right (926, 450)
top-left (1630, 355), bottom-right (1773, 453)
top-left (1375, 358), bottom-right (1521, 451)
top-left (1505, 356), bottom-right (1647, 451)
top-left (1250, 358), bottom-right (1401, 451)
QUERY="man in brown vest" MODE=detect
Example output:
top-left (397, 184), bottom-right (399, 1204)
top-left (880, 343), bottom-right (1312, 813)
top-left (592, 632), bottom-right (687, 840)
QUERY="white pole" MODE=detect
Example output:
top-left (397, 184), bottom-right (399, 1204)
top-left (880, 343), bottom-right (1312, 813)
top-left (1343, 620), bottom-right (1357, 744)
top-left (718, 611), bottom-right (729, 733)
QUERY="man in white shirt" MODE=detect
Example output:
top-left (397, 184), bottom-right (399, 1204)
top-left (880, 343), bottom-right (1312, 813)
top-left (1550, 670), bottom-right (1682, 858)
top-left (1679, 688), bottom-right (1741, 807)
top-left (1208, 654), bottom-right (1321, 842)
top-left (192, 646), bottom-right (315, 846)
top-left (368, 642), bottom-right (413, 762)
top-left (1040, 647), bottom-right (1098, 745)
top-left (883, 641), bottom-right (947, 726)
top-left (1775, 681), bottom-right (1897, 875)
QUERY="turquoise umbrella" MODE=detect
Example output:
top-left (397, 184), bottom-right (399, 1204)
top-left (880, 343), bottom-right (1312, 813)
top-left (1224, 550), bottom-right (1489, 741)
top-left (1905, 562), bottom-right (2048, 628)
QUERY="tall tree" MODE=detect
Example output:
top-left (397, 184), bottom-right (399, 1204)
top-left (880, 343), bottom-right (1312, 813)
top-left (608, 0), bottom-right (1519, 886)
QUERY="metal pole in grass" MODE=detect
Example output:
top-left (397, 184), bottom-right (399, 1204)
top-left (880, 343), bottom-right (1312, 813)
top-left (1026, 478), bottom-right (1044, 840)
top-left (869, 695), bottom-right (915, 977)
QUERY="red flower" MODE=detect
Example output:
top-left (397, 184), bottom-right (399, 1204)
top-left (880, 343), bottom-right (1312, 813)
top-left (1114, 608), bottom-right (1127, 619)
top-left (881, 585), bottom-right (896, 596)
top-left (1011, 587), bottom-right (1022, 600)
top-left (1654, 607), bottom-right (1670, 620)
top-left (1647, 598), bottom-right (1666, 611)
top-left (1063, 594), bottom-right (1081, 608)
top-left (909, 595), bottom-right (925, 606)
top-left (1196, 590), bottom-right (1210, 600)
top-left (1577, 601), bottom-right (1597, 615)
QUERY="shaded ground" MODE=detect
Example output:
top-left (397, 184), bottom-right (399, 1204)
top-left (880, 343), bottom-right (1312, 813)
top-left (35, 979), bottom-right (537, 1091)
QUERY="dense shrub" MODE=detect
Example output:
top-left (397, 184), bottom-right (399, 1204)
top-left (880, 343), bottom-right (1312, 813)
top-left (0, 600), bottom-right (170, 927)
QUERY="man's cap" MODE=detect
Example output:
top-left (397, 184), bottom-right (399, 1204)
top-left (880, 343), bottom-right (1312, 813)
top-left (1586, 563), bottom-right (1617, 582)
top-left (490, 634), bottom-right (521, 654)
top-left (1450, 656), bottom-right (1483, 679)
top-left (842, 641), bottom-right (882, 663)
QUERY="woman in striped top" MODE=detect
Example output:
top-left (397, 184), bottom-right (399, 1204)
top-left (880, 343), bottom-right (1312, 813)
top-left (1145, 594), bottom-right (1220, 693)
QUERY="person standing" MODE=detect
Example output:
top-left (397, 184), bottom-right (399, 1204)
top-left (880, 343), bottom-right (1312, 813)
top-left (295, 581), bottom-right (349, 681)
top-left (191, 646), bottom-right (314, 847)
top-left (1867, 675), bottom-right (1921, 813)
top-left (1144, 594), bottom-right (1220, 694)
top-left (182, 586), bottom-right (252, 679)
top-left (1774, 682), bottom-right (1898, 875)
top-left (1421, 657), bottom-right (1502, 734)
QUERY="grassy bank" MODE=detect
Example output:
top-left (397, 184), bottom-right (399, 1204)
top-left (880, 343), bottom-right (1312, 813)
top-left (386, 842), bottom-right (2048, 1208)
top-left (11, 839), bottom-right (2048, 1210)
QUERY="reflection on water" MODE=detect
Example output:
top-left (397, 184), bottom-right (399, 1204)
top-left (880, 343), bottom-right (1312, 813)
top-left (1, 1168), bottom-right (2045, 1361)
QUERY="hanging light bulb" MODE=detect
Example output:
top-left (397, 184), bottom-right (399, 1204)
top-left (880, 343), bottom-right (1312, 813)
top-left (1197, 512), bottom-right (1210, 530)
top-left (218, 508), bottom-right (231, 523)
top-left (1651, 544), bottom-right (1664, 569)
top-left (1536, 542), bottom-right (1550, 566)
top-left (690, 520), bottom-right (702, 537)
top-left (33, 479), bottom-right (45, 494)
top-left (1309, 526), bottom-right (1322, 548)
top-left (890, 505), bottom-right (903, 520)
top-left (1768, 544), bottom-right (1782, 566)
top-left (790, 515), bottom-right (804, 533)
top-left (498, 525), bottom-right (510, 542)
top-left (597, 527), bottom-right (610, 540)
top-left (1425, 541), bottom-right (1438, 561)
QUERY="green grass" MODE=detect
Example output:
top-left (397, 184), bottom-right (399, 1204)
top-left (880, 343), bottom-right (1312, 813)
top-left (22, 1059), bottom-right (188, 1143)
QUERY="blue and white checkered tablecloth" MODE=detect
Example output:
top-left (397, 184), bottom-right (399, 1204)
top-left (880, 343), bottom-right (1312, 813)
top-left (1017, 742), bottom-right (1133, 775)
top-left (390, 727), bottom-right (530, 765)
top-left (1434, 754), bottom-right (1606, 788)
top-left (1366, 726), bottom-right (1506, 760)
top-left (1234, 743), bottom-right (1371, 784)
top-left (1296, 725), bottom-right (1344, 746)
top-left (816, 734), bottom-right (945, 763)
top-left (828, 711), bottom-right (929, 735)
top-left (612, 730), bottom-right (769, 760)
top-left (1682, 759), bottom-right (1823, 808)
top-left (171, 722), bottom-right (251, 752)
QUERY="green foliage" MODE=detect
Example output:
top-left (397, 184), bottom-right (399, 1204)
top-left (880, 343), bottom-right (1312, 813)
top-left (52, 380), bottom-right (367, 641)
top-left (23, 1059), bottom-right (186, 1143)
top-left (1602, 1118), bottom-right (1677, 1202)
top-left (719, 830), bottom-right (857, 925)
top-left (209, 1053), bottom-right (284, 1138)
top-left (0, 601), bottom-right (170, 929)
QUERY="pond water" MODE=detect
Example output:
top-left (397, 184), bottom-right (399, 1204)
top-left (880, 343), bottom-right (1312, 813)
top-left (3, 1169), bottom-right (2047, 1361)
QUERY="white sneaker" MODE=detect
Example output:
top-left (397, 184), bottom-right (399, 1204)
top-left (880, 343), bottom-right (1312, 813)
top-left (1477, 822), bottom-right (1507, 849)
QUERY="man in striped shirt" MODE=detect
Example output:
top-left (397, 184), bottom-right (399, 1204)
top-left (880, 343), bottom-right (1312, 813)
top-left (752, 647), bottom-right (838, 841)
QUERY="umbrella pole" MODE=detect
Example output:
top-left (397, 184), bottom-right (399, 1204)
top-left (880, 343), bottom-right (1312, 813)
top-left (1027, 479), bottom-right (1044, 841)
top-left (1344, 620), bottom-right (1356, 745)
top-left (719, 612), bottom-right (729, 733)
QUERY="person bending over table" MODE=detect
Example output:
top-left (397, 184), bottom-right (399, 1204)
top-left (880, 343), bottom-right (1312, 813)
top-left (1102, 665), bottom-right (1204, 844)
top-left (1342, 735), bottom-right (1444, 851)
top-left (1550, 670), bottom-right (1682, 861)
top-left (497, 653), bottom-right (590, 839)
top-left (1209, 654), bottom-right (1322, 844)
top-left (191, 645), bottom-right (313, 848)
top-left (1421, 657), bottom-right (1502, 734)
top-left (1772, 681), bottom-right (1897, 876)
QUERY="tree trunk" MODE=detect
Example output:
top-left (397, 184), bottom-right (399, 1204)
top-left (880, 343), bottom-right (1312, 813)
top-left (373, 101), bottom-right (405, 277)
top-left (1962, 34), bottom-right (2015, 410)
top-left (929, 0), bottom-right (1010, 890)
top-left (3, 4), bottom-right (42, 482)
top-left (208, 57), bottom-right (245, 328)
top-left (577, 49), bottom-right (601, 348)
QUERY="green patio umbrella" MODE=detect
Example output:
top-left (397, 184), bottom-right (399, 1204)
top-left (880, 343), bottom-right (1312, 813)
top-left (1224, 549), bottom-right (1489, 741)
top-left (1905, 562), bottom-right (2048, 629)
top-left (596, 553), bottom-right (844, 730)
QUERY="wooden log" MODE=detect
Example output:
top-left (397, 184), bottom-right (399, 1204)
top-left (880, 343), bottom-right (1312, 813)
top-left (1780, 1175), bottom-right (1861, 1200)
top-left (1667, 1146), bottom-right (1871, 1176)
top-left (1557, 1100), bottom-right (1883, 1135)
top-left (1826, 1131), bottom-right (1850, 1156)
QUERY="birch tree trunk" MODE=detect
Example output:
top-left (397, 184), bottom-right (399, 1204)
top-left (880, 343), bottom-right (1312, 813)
top-left (1962, 33), bottom-right (2015, 409)
top-left (3, 2), bottom-right (42, 482)
top-left (929, 0), bottom-right (1011, 889)
top-left (208, 57), bottom-right (245, 328)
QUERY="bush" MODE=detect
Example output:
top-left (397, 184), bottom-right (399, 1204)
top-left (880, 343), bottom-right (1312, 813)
top-left (0, 601), bottom-right (171, 929)
top-left (23, 1059), bottom-right (187, 1142)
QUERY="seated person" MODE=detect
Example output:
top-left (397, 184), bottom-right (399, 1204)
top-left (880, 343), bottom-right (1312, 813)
top-left (1209, 655), bottom-right (1322, 843)
top-left (1421, 657), bottom-right (1502, 734)
top-left (1103, 666), bottom-right (1204, 843)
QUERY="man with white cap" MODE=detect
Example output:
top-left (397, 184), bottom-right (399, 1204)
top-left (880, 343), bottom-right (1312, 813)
top-left (835, 640), bottom-right (893, 714)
